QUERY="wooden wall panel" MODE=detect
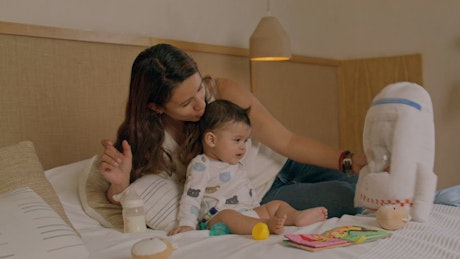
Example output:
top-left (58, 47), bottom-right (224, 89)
top-left (338, 54), bottom-right (423, 153)
top-left (188, 51), bottom-right (250, 90)
top-left (251, 60), bottom-right (340, 148)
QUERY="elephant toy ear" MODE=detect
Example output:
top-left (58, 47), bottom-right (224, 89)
top-left (354, 82), bottom-right (437, 223)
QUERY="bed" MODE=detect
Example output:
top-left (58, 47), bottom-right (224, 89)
top-left (50, 159), bottom-right (460, 259)
top-left (1, 144), bottom-right (458, 259)
top-left (1, 21), bottom-right (459, 259)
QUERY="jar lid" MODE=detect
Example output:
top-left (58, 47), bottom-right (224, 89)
top-left (124, 199), bottom-right (144, 208)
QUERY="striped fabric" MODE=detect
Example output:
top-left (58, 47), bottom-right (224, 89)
top-left (0, 188), bottom-right (88, 258)
top-left (359, 204), bottom-right (460, 259)
top-left (131, 173), bottom-right (183, 232)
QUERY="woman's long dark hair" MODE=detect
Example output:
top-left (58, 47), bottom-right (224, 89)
top-left (114, 43), bottom-right (201, 182)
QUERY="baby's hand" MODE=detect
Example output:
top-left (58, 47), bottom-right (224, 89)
top-left (168, 226), bottom-right (194, 236)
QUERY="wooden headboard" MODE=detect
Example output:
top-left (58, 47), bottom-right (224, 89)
top-left (0, 21), bottom-right (422, 170)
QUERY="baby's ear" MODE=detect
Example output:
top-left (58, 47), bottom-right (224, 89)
top-left (203, 132), bottom-right (216, 147)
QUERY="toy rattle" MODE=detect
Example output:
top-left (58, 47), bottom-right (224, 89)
top-left (131, 237), bottom-right (174, 259)
top-left (376, 204), bottom-right (411, 230)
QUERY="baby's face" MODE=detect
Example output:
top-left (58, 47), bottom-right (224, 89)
top-left (209, 121), bottom-right (251, 164)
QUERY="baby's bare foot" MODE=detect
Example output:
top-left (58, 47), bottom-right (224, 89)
top-left (295, 207), bottom-right (328, 227)
top-left (267, 214), bottom-right (287, 234)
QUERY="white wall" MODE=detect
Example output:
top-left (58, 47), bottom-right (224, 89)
top-left (1, 0), bottom-right (458, 189)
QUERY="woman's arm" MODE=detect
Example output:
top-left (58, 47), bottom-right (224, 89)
top-left (215, 78), bottom-right (366, 171)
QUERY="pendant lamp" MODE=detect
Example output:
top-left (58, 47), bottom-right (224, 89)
top-left (249, 1), bottom-right (291, 61)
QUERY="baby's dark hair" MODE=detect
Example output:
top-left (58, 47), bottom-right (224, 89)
top-left (199, 100), bottom-right (251, 136)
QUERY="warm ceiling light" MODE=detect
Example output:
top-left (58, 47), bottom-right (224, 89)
top-left (249, 2), bottom-right (291, 61)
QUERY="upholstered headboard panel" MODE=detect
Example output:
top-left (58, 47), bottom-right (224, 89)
top-left (1, 22), bottom-right (348, 170)
top-left (0, 33), bottom-right (141, 169)
top-left (0, 22), bottom-right (253, 169)
top-left (1, 21), bottom-right (422, 172)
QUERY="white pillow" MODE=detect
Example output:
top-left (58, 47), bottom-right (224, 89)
top-left (129, 174), bottom-right (183, 232)
top-left (0, 187), bottom-right (88, 259)
top-left (78, 155), bottom-right (183, 231)
top-left (0, 141), bottom-right (76, 231)
top-left (78, 155), bottom-right (122, 229)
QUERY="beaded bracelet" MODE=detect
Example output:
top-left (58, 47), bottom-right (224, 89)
top-left (339, 150), bottom-right (354, 177)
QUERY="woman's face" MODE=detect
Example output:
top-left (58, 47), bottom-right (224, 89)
top-left (161, 73), bottom-right (206, 122)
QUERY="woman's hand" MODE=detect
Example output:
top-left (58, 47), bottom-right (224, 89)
top-left (98, 139), bottom-right (132, 202)
top-left (352, 152), bottom-right (367, 174)
top-left (168, 226), bottom-right (194, 236)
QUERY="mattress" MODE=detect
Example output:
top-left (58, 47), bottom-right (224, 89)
top-left (45, 158), bottom-right (460, 259)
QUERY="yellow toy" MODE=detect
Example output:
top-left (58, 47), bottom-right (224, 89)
top-left (252, 222), bottom-right (270, 240)
top-left (376, 204), bottom-right (411, 230)
top-left (131, 237), bottom-right (174, 259)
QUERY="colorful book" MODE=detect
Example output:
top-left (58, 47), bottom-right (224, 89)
top-left (284, 226), bottom-right (392, 252)
top-left (283, 233), bottom-right (351, 252)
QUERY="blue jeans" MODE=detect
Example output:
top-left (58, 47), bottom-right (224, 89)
top-left (260, 159), bottom-right (361, 218)
top-left (434, 185), bottom-right (460, 207)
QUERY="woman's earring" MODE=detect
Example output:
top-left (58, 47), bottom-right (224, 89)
top-left (148, 103), bottom-right (163, 115)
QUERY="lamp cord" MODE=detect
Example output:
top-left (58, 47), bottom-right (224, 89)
top-left (266, 0), bottom-right (271, 15)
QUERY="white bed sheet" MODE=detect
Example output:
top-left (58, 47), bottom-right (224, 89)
top-left (45, 158), bottom-right (460, 259)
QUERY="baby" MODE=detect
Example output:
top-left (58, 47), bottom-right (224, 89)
top-left (169, 100), bottom-right (327, 236)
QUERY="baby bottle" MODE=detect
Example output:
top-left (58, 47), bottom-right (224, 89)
top-left (116, 187), bottom-right (147, 233)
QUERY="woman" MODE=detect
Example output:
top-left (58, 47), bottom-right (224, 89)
top-left (99, 43), bottom-right (366, 218)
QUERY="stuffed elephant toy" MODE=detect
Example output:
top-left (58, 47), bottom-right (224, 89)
top-left (354, 82), bottom-right (437, 222)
